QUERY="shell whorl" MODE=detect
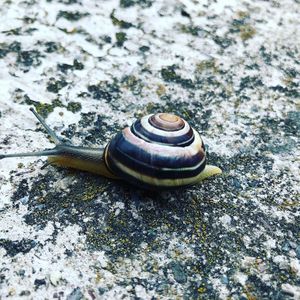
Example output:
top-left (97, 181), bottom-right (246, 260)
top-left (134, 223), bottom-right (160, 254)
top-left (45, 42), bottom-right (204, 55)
top-left (104, 113), bottom-right (206, 189)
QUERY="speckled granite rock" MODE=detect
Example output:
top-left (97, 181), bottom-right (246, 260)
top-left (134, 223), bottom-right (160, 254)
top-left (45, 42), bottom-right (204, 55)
top-left (0, 0), bottom-right (299, 299)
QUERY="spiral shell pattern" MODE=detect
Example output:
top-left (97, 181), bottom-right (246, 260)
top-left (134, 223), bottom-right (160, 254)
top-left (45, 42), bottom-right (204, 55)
top-left (104, 113), bottom-right (206, 189)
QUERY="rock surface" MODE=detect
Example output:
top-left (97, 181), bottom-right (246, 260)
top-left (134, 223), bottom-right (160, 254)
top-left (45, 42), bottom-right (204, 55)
top-left (0, 0), bottom-right (299, 299)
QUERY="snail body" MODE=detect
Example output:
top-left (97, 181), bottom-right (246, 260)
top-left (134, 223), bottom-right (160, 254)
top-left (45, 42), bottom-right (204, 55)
top-left (0, 109), bottom-right (221, 189)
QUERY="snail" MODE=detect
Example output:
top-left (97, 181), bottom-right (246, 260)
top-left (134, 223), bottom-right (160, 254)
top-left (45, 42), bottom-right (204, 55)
top-left (0, 108), bottom-right (222, 189)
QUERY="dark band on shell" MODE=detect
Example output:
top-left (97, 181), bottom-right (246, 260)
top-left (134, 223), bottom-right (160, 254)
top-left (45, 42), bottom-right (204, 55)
top-left (132, 120), bottom-right (194, 146)
top-left (105, 131), bottom-right (205, 178)
top-left (104, 113), bottom-right (206, 189)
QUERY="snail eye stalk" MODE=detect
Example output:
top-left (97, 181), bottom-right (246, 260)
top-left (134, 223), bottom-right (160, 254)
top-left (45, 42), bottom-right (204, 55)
top-left (29, 108), bottom-right (62, 145)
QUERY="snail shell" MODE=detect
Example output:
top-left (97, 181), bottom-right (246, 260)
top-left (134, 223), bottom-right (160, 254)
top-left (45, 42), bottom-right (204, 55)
top-left (104, 113), bottom-right (207, 189)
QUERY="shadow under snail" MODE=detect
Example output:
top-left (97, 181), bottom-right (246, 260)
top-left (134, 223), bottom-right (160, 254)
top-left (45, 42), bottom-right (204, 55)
top-left (0, 108), bottom-right (222, 189)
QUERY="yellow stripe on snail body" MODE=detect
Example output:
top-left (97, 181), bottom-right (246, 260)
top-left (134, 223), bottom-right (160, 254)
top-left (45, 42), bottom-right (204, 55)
top-left (0, 108), bottom-right (222, 190)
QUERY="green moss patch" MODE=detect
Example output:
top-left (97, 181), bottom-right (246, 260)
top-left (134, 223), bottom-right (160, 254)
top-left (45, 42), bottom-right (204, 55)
top-left (161, 65), bottom-right (194, 88)
top-left (57, 59), bottom-right (84, 74)
top-left (0, 239), bottom-right (37, 257)
top-left (110, 10), bottom-right (133, 29)
top-left (115, 32), bottom-right (127, 47)
top-left (56, 11), bottom-right (89, 21)
top-left (120, 0), bottom-right (153, 8)
top-left (67, 101), bottom-right (82, 113)
top-left (87, 81), bottom-right (121, 102)
top-left (46, 78), bottom-right (68, 93)
top-left (230, 12), bottom-right (256, 41)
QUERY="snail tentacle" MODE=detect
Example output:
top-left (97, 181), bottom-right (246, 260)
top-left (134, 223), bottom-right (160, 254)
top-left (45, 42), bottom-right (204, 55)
top-left (29, 107), bottom-right (62, 145)
top-left (0, 148), bottom-right (61, 160)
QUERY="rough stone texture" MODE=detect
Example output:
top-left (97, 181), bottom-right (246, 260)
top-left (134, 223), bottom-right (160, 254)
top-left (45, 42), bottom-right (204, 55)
top-left (0, 0), bottom-right (299, 299)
